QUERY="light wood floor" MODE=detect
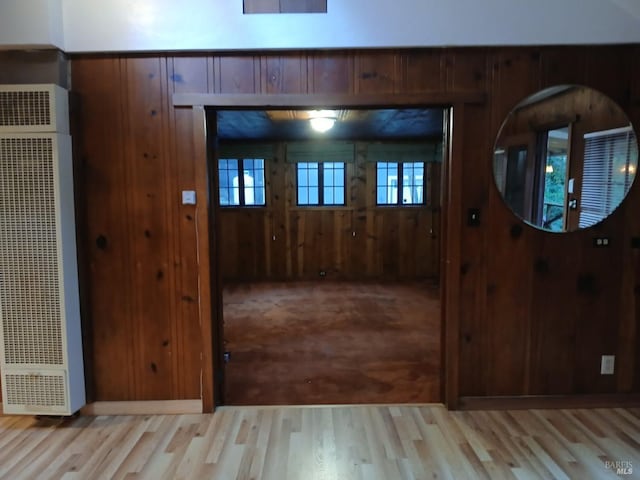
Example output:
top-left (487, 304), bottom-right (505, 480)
top-left (223, 281), bottom-right (441, 405)
top-left (1, 405), bottom-right (639, 479)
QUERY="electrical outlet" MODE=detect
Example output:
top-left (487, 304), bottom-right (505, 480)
top-left (600, 355), bottom-right (615, 375)
top-left (593, 237), bottom-right (610, 248)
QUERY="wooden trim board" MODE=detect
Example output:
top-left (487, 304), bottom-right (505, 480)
top-left (460, 394), bottom-right (640, 410)
top-left (81, 400), bottom-right (203, 416)
top-left (173, 92), bottom-right (486, 108)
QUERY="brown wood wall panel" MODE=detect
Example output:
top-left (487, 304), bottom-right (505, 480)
top-left (218, 56), bottom-right (258, 93)
top-left (169, 73), bottom-right (203, 398)
top-left (481, 49), bottom-right (544, 395)
top-left (457, 104), bottom-right (490, 397)
top-left (171, 57), bottom-right (211, 94)
top-left (308, 53), bottom-right (353, 94)
top-left (355, 53), bottom-right (399, 94)
top-left (403, 51), bottom-right (445, 94)
top-left (122, 57), bottom-right (178, 400)
top-left (262, 56), bottom-right (307, 94)
top-left (217, 145), bottom-right (441, 283)
top-left (65, 45), bottom-right (640, 406)
top-left (70, 56), bottom-right (205, 402)
top-left (541, 47), bottom-right (587, 88)
top-left (73, 57), bottom-right (136, 401)
top-left (528, 233), bottom-right (582, 394)
top-left (585, 47), bottom-right (631, 105)
top-left (445, 49), bottom-right (489, 93)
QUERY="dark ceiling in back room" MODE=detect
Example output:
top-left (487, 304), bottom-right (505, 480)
top-left (216, 108), bottom-right (444, 141)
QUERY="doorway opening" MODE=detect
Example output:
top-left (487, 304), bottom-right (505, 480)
top-left (207, 106), bottom-right (447, 405)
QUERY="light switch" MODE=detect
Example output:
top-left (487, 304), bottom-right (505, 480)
top-left (182, 190), bottom-right (196, 205)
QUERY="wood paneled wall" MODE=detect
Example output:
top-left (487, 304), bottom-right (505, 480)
top-left (218, 142), bottom-right (441, 282)
top-left (63, 46), bottom-right (640, 406)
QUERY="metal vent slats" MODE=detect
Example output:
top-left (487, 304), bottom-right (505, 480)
top-left (0, 137), bottom-right (63, 366)
top-left (0, 91), bottom-right (51, 128)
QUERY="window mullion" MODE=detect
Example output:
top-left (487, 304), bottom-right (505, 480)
top-left (238, 158), bottom-right (246, 206)
top-left (318, 163), bottom-right (324, 205)
top-left (397, 162), bottom-right (403, 204)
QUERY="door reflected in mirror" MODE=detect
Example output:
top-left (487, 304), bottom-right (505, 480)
top-left (493, 85), bottom-right (638, 232)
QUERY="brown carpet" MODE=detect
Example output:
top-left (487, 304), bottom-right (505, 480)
top-left (222, 280), bottom-right (441, 405)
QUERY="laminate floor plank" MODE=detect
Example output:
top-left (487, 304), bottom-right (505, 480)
top-left (1, 404), bottom-right (640, 479)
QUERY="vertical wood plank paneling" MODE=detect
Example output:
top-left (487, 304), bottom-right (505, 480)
top-left (220, 211), bottom-right (239, 278)
top-left (585, 46), bottom-right (630, 105)
top-left (350, 146), bottom-right (368, 275)
top-left (262, 56), bottom-right (307, 94)
top-left (169, 57), bottom-right (207, 399)
top-left (271, 146), bottom-right (288, 278)
top-left (484, 48), bottom-right (542, 395)
top-left (446, 49), bottom-right (489, 93)
top-left (451, 51), bottom-right (490, 397)
top-left (70, 46), bottom-right (640, 406)
top-left (123, 57), bottom-right (176, 400)
top-left (308, 52), bottom-right (353, 94)
top-left (541, 47), bottom-right (587, 88)
top-left (193, 106), bottom-right (215, 410)
top-left (528, 234), bottom-right (581, 394)
top-left (573, 232), bottom-right (623, 393)
top-left (72, 57), bottom-right (135, 401)
top-left (219, 56), bottom-right (258, 93)
top-left (217, 147), bottom-right (440, 281)
top-left (170, 57), bottom-right (209, 93)
top-left (159, 57), bottom-right (181, 399)
top-left (403, 51), bottom-right (445, 93)
top-left (355, 52), bottom-right (399, 94)
top-left (457, 104), bottom-right (490, 397)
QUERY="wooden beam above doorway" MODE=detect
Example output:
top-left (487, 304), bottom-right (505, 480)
top-left (172, 92), bottom-right (487, 109)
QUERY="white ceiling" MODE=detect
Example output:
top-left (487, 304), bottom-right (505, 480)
top-left (1, 0), bottom-right (639, 52)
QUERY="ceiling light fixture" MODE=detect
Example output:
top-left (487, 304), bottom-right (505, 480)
top-left (309, 110), bottom-right (337, 133)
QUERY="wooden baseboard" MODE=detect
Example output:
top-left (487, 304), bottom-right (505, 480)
top-left (459, 394), bottom-right (640, 410)
top-left (81, 399), bottom-right (203, 416)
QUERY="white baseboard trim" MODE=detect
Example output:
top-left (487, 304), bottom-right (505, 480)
top-left (81, 399), bottom-right (203, 416)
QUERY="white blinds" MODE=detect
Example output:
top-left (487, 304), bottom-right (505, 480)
top-left (579, 126), bottom-right (638, 228)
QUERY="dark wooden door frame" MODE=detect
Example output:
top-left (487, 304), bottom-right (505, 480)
top-left (177, 92), bottom-right (480, 411)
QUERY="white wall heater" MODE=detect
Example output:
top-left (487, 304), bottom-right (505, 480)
top-left (0, 84), bottom-right (85, 415)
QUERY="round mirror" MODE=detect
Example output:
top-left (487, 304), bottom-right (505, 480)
top-left (493, 85), bottom-right (638, 232)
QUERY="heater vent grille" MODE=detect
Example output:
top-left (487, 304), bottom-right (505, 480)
top-left (0, 136), bottom-right (63, 365)
top-left (0, 90), bottom-right (52, 129)
top-left (4, 373), bottom-right (66, 407)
